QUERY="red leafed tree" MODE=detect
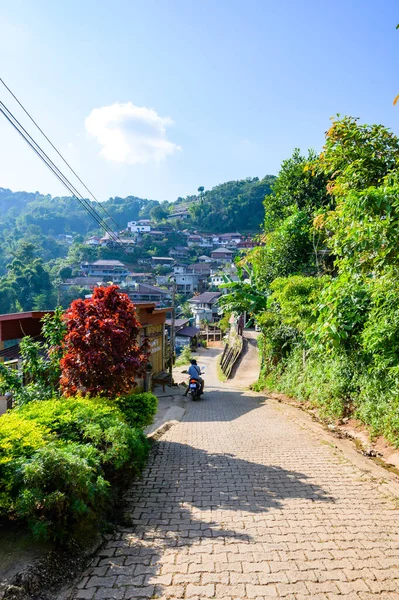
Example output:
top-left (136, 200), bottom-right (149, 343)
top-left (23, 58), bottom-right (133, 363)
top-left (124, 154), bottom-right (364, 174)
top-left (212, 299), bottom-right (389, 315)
top-left (60, 286), bottom-right (150, 397)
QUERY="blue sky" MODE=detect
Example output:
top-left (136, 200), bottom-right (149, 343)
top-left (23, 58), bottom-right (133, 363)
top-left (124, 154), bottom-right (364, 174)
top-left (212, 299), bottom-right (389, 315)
top-left (1, 0), bottom-right (399, 202)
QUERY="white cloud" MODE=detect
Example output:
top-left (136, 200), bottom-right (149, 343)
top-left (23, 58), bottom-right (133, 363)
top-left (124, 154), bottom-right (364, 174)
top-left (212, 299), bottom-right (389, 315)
top-left (85, 102), bottom-right (181, 165)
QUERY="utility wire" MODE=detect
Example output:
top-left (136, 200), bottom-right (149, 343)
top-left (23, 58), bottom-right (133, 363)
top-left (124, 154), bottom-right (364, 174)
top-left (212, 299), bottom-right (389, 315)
top-left (0, 77), bottom-right (121, 233)
top-left (0, 101), bottom-right (115, 237)
top-left (0, 101), bottom-right (133, 255)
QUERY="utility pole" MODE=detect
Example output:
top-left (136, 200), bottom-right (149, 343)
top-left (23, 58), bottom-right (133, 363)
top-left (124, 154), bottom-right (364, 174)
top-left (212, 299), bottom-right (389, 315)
top-left (169, 280), bottom-right (176, 382)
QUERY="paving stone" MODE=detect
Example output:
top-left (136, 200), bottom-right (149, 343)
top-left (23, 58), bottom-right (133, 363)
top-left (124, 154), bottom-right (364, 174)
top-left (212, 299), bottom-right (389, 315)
top-left (71, 368), bottom-right (399, 600)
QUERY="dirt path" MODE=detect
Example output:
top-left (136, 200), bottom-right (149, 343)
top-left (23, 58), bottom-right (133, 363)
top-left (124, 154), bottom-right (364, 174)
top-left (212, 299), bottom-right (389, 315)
top-left (71, 351), bottom-right (399, 600)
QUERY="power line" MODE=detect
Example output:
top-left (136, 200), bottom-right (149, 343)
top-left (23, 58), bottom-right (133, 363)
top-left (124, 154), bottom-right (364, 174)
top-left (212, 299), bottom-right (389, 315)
top-left (0, 77), bottom-right (121, 233)
top-left (0, 101), bottom-right (133, 255)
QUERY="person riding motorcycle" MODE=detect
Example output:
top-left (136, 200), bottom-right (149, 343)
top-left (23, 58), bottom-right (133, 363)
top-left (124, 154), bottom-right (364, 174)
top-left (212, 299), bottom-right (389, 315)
top-left (184, 359), bottom-right (204, 396)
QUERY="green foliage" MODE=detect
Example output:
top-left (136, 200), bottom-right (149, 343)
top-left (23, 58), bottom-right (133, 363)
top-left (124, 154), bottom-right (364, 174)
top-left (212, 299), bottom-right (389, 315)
top-left (0, 395), bottom-right (149, 541)
top-left (18, 396), bottom-right (149, 472)
top-left (256, 347), bottom-right (354, 420)
top-left (0, 310), bottom-right (67, 406)
top-left (217, 311), bottom-right (231, 333)
top-left (175, 345), bottom-right (193, 366)
top-left (0, 412), bottom-right (51, 513)
top-left (268, 275), bottom-right (326, 333)
top-left (189, 176), bottom-right (276, 232)
top-left (361, 275), bottom-right (399, 371)
top-left (311, 274), bottom-right (371, 352)
top-left (325, 182), bottom-right (399, 277)
top-left (15, 442), bottom-right (108, 542)
top-left (318, 115), bottom-right (399, 195)
top-left (114, 392), bottom-right (158, 429)
top-left (264, 149), bottom-right (329, 232)
top-left (244, 118), bottom-right (399, 447)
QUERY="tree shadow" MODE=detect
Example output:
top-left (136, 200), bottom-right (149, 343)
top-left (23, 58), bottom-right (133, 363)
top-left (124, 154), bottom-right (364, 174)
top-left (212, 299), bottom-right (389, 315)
top-left (78, 440), bottom-right (334, 599)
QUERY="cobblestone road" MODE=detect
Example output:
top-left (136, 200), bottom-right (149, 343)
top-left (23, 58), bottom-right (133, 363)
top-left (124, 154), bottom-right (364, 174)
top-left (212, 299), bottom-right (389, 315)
top-left (73, 369), bottom-right (399, 599)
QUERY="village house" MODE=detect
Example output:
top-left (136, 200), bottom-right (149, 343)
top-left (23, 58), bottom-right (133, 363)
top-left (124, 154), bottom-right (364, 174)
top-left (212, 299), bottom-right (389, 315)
top-left (61, 276), bottom-right (103, 290)
top-left (198, 255), bottom-right (212, 263)
top-left (102, 237), bottom-right (136, 250)
top-left (211, 247), bottom-right (234, 262)
top-left (172, 272), bottom-right (199, 295)
top-left (127, 220), bottom-right (151, 233)
top-left (188, 291), bottom-right (222, 326)
top-left (124, 283), bottom-right (171, 307)
top-left (85, 236), bottom-right (102, 246)
top-left (237, 237), bottom-right (257, 249)
top-left (169, 246), bottom-right (189, 259)
top-left (167, 209), bottom-right (190, 220)
top-left (56, 234), bottom-right (74, 244)
top-left (151, 257), bottom-right (175, 268)
top-left (80, 260), bottom-right (130, 283)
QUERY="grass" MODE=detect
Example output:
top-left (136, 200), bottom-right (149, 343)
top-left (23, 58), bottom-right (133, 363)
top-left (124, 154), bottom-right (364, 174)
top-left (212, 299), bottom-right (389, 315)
top-left (216, 355), bottom-right (227, 382)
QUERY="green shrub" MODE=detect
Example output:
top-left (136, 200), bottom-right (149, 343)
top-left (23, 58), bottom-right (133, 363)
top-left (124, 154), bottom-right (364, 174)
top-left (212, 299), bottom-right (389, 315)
top-left (18, 396), bottom-right (149, 473)
top-left (15, 442), bottom-right (109, 542)
top-left (1, 396), bottom-right (150, 541)
top-left (0, 413), bottom-right (52, 513)
top-left (115, 392), bottom-right (158, 429)
top-left (256, 346), bottom-right (354, 419)
top-left (175, 345), bottom-right (193, 366)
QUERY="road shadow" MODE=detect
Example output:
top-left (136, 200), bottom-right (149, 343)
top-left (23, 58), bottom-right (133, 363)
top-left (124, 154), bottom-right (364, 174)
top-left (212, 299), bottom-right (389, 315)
top-left (179, 387), bottom-right (266, 423)
top-left (79, 440), bottom-right (334, 598)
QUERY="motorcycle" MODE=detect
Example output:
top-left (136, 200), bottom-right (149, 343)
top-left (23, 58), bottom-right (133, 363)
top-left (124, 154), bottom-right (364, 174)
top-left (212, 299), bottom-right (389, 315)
top-left (188, 367), bottom-right (205, 401)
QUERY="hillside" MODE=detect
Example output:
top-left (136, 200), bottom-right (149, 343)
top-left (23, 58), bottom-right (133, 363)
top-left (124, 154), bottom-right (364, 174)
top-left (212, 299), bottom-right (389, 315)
top-left (0, 175), bottom-right (275, 239)
top-left (0, 175), bottom-right (275, 314)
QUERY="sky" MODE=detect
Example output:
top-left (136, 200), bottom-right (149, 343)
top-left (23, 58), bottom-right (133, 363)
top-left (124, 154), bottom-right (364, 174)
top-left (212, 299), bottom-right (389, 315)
top-left (1, 0), bottom-right (399, 202)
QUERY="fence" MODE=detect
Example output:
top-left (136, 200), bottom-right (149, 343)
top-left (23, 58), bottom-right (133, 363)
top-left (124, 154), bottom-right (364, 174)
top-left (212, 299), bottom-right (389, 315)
top-left (219, 329), bottom-right (243, 378)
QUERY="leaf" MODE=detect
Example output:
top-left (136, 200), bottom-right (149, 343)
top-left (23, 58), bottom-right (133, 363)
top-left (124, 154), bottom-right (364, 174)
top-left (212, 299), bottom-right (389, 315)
top-left (394, 95), bottom-right (399, 106)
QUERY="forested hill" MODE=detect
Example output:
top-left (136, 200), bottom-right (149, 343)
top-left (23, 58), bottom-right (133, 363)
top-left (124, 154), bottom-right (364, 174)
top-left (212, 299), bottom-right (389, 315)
top-left (0, 188), bottom-right (161, 237)
top-left (0, 174), bottom-right (275, 238)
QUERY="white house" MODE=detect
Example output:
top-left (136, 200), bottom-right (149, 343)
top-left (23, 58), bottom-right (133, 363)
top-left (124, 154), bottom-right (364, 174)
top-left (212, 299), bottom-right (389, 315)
top-left (198, 255), bottom-right (212, 263)
top-left (85, 236), bottom-right (102, 246)
top-left (188, 291), bottom-right (222, 326)
top-left (127, 220), bottom-right (151, 233)
top-left (172, 273), bottom-right (199, 295)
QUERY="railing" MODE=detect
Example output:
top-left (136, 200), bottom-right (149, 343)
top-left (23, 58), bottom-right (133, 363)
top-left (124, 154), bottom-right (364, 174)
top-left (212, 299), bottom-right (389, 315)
top-left (219, 329), bottom-right (243, 378)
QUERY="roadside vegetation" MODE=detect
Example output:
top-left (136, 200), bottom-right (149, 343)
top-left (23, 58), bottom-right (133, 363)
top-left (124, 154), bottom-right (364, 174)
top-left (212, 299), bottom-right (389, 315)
top-left (0, 287), bottom-right (157, 543)
top-left (220, 116), bottom-right (399, 446)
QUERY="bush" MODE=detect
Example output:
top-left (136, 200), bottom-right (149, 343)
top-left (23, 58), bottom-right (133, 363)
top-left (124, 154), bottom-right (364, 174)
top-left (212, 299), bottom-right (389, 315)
top-left (15, 442), bottom-right (109, 542)
top-left (175, 345), bottom-right (193, 366)
top-left (18, 396), bottom-right (149, 473)
top-left (0, 413), bottom-right (52, 513)
top-left (255, 346), bottom-right (354, 419)
top-left (1, 396), bottom-right (150, 541)
top-left (115, 392), bottom-right (158, 429)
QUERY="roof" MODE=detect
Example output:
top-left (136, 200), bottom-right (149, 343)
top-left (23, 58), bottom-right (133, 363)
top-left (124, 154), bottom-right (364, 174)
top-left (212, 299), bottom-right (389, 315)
top-left (151, 256), bottom-right (175, 261)
top-left (89, 260), bottom-right (126, 267)
top-left (64, 277), bottom-right (102, 287)
top-left (165, 318), bottom-right (190, 328)
top-left (188, 292), bottom-right (222, 304)
top-left (198, 255), bottom-right (211, 260)
top-left (190, 263), bottom-right (211, 271)
top-left (211, 247), bottom-right (233, 254)
top-left (128, 283), bottom-right (170, 295)
top-left (0, 311), bottom-right (54, 343)
top-left (175, 326), bottom-right (200, 338)
top-left (218, 232), bottom-right (242, 238)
